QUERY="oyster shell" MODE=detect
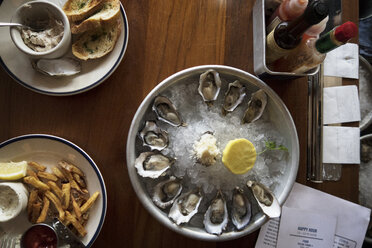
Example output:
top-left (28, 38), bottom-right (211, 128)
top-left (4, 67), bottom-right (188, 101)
top-left (246, 181), bottom-right (281, 218)
top-left (231, 187), bottom-right (251, 230)
top-left (152, 176), bottom-right (182, 209)
top-left (152, 96), bottom-right (184, 127)
top-left (203, 190), bottom-right (228, 235)
top-left (242, 89), bottom-right (267, 124)
top-left (139, 121), bottom-right (169, 151)
top-left (169, 188), bottom-right (203, 225)
top-left (198, 69), bottom-right (222, 105)
top-left (222, 80), bottom-right (246, 115)
top-left (134, 151), bottom-right (175, 178)
top-left (32, 58), bottom-right (81, 76)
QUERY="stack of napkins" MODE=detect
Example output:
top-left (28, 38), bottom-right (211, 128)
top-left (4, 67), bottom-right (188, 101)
top-left (255, 183), bottom-right (371, 248)
top-left (321, 43), bottom-right (361, 165)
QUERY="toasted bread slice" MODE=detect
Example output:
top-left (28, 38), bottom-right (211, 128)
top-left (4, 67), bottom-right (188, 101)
top-left (63, 0), bottom-right (104, 22)
top-left (70, 0), bottom-right (121, 34)
top-left (72, 18), bottom-right (121, 60)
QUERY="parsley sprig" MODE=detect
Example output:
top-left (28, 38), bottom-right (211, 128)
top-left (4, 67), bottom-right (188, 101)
top-left (258, 141), bottom-right (288, 155)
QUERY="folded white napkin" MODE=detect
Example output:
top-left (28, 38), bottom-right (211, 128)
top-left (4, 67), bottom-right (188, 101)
top-left (323, 43), bottom-right (359, 79)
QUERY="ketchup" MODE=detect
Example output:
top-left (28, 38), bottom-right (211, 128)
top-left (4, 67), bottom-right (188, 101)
top-left (21, 225), bottom-right (58, 248)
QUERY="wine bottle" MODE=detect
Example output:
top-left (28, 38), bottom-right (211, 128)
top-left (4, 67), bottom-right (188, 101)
top-left (266, 0), bottom-right (328, 64)
top-left (272, 21), bottom-right (358, 73)
top-left (267, 0), bottom-right (308, 33)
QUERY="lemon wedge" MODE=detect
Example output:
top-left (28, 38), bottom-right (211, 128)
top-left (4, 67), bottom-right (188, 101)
top-left (222, 139), bottom-right (257, 174)
top-left (0, 161), bottom-right (28, 180)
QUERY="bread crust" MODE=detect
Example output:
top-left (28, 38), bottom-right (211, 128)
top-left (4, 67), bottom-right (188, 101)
top-left (63, 0), bottom-right (104, 22)
top-left (72, 18), bottom-right (121, 60)
top-left (70, 0), bottom-right (120, 34)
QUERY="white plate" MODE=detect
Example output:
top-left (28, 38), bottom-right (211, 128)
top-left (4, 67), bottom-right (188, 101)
top-left (0, 134), bottom-right (107, 247)
top-left (0, 0), bottom-right (129, 96)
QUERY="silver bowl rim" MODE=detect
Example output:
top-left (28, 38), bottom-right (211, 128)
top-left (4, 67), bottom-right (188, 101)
top-left (359, 55), bottom-right (372, 131)
top-left (360, 133), bottom-right (372, 244)
top-left (126, 65), bottom-right (299, 241)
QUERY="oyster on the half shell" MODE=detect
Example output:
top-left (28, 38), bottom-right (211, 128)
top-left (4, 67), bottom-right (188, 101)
top-left (246, 181), bottom-right (281, 218)
top-left (222, 80), bottom-right (246, 115)
top-left (139, 120), bottom-right (169, 151)
top-left (231, 187), bottom-right (251, 230)
top-left (242, 89), bottom-right (267, 124)
top-left (152, 176), bottom-right (182, 209)
top-left (152, 96), bottom-right (184, 127)
top-left (168, 188), bottom-right (203, 225)
top-left (198, 69), bottom-right (222, 105)
top-left (203, 190), bottom-right (228, 235)
top-left (32, 58), bottom-right (81, 76)
top-left (134, 151), bottom-right (175, 178)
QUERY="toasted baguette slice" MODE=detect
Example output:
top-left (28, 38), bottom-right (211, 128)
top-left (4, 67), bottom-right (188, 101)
top-left (72, 18), bottom-right (121, 60)
top-left (63, 0), bottom-right (104, 22)
top-left (70, 0), bottom-right (121, 34)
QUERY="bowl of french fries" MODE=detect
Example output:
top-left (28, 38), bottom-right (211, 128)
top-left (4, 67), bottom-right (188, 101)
top-left (0, 134), bottom-right (106, 247)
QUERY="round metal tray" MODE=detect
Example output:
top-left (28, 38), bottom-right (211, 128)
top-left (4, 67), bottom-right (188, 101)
top-left (126, 65), bottom-right (299, 241)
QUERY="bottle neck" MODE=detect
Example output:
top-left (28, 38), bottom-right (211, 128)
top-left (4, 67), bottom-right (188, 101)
top-left (315, 29), bottom-right (344, 54)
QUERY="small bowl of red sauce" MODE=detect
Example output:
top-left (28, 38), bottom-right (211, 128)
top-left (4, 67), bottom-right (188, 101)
top-left (21, 223), bottom-right (58, 248)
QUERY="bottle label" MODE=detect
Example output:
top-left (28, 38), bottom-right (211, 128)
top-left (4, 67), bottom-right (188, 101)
top-left (266, 30), bottom-right (291, 64)
top-left (267, 16), bottom-right (281, 34)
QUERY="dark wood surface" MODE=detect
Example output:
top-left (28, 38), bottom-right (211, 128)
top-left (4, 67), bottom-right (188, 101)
top-left (0, 0), bottom-right (359, 247)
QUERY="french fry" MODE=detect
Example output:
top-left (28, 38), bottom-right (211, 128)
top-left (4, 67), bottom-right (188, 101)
top-left (65, 211), bottom-right (87, 237)
top-left (47, 181), bottom-right (63, 199)
top-left (28, 161), bottom-right (46, 172)
top-left (62, 183), bottom-right (71, 210)
top-left (45, 191), bottom-right (65, 221)
top-left (27, 189), bottom-right (38, 217)
top-left (24, 176), bottom-right (50, 191)
top-left (63, 170), bottom-right (82, 192)
top-left (27, 169), bottom-right (39, 179)
top-left (30, 202), bottom-right (41, 224)
top-left (72, 197), bottom-right (82, 221)
top-left (37, 171), bottom-right (58, 182)
top-left (36, 197), bottom-right (50, 223)
top-left (52, 166), bottom-right (66, 180)
top-left (73, 173), bottom-right (86, 188)
top-left (59, 161), bottom-right (84, 177)
top-left (81, 191), bottom-right (100, 214)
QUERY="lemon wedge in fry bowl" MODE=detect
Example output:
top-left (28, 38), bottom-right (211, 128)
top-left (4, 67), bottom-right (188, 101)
top-left (222, 139), bottom-right (257, 175)
top-left (0, 161), bottom-right (28, 180)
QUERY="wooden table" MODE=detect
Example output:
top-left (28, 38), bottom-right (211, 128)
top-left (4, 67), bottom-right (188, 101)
top-left (0, 0), bottom-right (359, 247)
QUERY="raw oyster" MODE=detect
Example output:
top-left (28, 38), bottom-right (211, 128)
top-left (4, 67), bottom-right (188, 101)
top-left (242, 89), bottom-right (267, 124)
top-left (32, 58), bottom-right (81, 76)
top-left (139, 121), bottom-right (169, 151)
top-left (203, 190), bottom-right (228, 235)
top-left (198, 69), bottom-right (221, 105)
top-left (152, 96), bottom-right (184, 127)
top-left (246, 181), bottom-right (281, 218)
top-left (231, 187), bottom-right (251, 230)
top-left (134, 151), bottom-right (175, 178)
top-left (169, 188), bottom-right (203, 225)
top-left (222, 80), bottom-right (246, 115)
top-left (152, 176), bottom-right (182, 209)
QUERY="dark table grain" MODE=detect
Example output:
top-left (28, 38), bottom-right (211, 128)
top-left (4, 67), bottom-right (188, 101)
top-left (0, 0), bottom-right (359, 247)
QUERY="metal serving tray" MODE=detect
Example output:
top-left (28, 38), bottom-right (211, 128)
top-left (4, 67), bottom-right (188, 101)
top-left (253, 0), bottom-right (320, 79)
top-left (126, 65), bottom-right (299, 241)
